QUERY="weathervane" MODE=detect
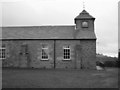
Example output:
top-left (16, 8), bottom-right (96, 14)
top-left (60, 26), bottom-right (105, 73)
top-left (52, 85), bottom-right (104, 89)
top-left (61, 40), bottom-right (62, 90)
top-left (83, 0), bottom-right (85, 10)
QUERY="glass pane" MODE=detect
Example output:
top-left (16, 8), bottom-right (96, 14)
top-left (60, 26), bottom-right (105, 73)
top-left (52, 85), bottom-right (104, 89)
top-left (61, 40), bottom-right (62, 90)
top-left (63, 47), bottom-right (70, 60)
top-left (0, 48), bottom-right (6, 59)
top-left (41, 48), bottom-right (48, 59)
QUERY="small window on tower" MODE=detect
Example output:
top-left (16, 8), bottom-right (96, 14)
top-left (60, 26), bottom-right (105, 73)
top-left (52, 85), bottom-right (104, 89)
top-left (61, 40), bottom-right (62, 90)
top-left (82, 21), bottom-right (88, 28)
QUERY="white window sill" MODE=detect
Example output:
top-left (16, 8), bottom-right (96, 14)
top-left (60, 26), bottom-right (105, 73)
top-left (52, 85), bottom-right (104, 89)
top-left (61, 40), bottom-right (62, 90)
top-left (0, 58), bottom-right (6, 60)
top-left (40, 59), bottom-right (49, 61)
top-left (62, 59), bottom-right (71, 61)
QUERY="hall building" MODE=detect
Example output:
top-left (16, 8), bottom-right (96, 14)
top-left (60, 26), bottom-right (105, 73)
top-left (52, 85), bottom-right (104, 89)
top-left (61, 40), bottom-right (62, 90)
top-left (0, 10), bottom-right (97, 69)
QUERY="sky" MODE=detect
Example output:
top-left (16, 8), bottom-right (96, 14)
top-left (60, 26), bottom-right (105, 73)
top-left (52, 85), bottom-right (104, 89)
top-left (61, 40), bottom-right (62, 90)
top-left (0, 0), bottom-right (119, 57)
top-left (118, 1), bottom-right (120, 51)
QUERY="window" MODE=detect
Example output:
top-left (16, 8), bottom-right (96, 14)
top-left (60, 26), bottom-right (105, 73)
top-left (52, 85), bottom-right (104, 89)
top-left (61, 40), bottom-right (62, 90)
top-left (82, 21), bottom-right (88, 28)
top-left (0, 47), bottom-right (6, 59)
top-left (41, 45), bottom-right (49, 60)
top-left (63, 46), bottom-right (71, 60)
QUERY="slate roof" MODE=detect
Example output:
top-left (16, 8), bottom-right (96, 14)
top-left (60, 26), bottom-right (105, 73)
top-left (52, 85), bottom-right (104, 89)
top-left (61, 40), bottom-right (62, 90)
top-left (75, 29), bottom-right (96, 39)
top-left (75, 10), bottom-right (95, 20)
top-left (1, 25), bottom-right (96, 39)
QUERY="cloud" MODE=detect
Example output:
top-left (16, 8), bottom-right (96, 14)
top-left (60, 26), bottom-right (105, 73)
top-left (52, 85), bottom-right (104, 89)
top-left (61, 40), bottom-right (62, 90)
top-left (0, 0), bottom-right (24, 2)
top-left (97, 42), bottom-right (118, 56)
top-left (0, 3), bottom-right (2, 26)
top-left (118, 1), bottom-right (120, 49)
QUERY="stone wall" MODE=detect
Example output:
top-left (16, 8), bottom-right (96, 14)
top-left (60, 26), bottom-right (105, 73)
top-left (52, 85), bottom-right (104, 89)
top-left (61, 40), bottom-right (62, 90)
top-left (55, 40), bottom-right (80, 69)
top-left (1, 39), bottom-right (96, 69)
top-left (80, 40), bottom-right (96, 69)
top-left (2, 40), bottom-right (54, 69)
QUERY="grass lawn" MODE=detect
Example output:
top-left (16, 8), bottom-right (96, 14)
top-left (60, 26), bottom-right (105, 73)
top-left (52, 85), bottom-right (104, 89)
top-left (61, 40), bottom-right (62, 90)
top-left (2, 67), bottom-right (119, 88)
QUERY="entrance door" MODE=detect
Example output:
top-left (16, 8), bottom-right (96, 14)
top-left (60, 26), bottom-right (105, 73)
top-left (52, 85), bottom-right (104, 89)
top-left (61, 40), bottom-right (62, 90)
top-left (19, 44), bottom-right (30, 67)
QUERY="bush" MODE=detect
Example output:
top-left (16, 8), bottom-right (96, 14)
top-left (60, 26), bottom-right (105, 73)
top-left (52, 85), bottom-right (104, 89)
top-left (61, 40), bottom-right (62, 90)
top-left (96, 61), bottom-right (105, 67)
top-left (104, 61), bottom-right (117, 67)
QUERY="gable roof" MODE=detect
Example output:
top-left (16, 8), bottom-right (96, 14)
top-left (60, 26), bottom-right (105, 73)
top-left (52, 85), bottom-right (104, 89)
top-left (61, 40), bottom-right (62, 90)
top-left (1, 26), bottom-right (74, 39)
top-left (1, 25), bottom-right (96, 40)
top-left (75, 10), bottom-right (95, 20)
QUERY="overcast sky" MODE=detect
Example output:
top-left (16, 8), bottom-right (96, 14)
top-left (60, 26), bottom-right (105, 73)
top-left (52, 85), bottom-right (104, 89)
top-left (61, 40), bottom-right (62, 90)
top-left (0, 0), bottom-right (119, 57)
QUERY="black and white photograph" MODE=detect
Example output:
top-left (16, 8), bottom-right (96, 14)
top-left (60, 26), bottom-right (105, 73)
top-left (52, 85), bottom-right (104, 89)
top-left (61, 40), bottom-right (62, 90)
top-left (0, 0), bottom-right (119, 89)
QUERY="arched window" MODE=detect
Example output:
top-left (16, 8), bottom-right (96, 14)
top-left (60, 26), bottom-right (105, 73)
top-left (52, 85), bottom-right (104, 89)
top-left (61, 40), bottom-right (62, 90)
top-left (82, 21), bottom-right (88, 28)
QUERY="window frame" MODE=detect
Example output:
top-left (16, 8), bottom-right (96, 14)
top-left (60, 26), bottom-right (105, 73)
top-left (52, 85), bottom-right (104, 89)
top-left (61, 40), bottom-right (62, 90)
top-left (0, 47), bottom-right (6, 60)
top-left (63, 46), bottom-right (71, 60)
top-left (41, 46), bottom-right (49, 60)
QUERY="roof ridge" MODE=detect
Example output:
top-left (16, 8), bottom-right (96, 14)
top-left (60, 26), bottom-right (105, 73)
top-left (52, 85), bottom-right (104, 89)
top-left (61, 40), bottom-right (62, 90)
top-left (1, 25), bottom-right (75, 28)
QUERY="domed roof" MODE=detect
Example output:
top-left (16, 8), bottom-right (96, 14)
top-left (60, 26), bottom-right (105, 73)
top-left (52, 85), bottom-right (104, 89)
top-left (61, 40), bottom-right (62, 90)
top-left (75, 10), bottom-right (95, 20)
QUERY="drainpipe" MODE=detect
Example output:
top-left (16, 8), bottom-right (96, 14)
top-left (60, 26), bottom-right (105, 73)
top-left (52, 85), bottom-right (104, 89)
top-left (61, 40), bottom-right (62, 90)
top-left (54, 40), bottom-right (56, 69)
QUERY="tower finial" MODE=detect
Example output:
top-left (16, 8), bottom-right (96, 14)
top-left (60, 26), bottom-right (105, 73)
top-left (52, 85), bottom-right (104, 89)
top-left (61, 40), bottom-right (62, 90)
top-left (83, 0), bottom-right (85, 10)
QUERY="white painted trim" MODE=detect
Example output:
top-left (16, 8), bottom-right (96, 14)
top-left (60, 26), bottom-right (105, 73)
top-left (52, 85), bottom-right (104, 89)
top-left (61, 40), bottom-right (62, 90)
top-left (41, 46), bottom-right (49, 60)
top-left (63, 46), bottom-right (71, 60)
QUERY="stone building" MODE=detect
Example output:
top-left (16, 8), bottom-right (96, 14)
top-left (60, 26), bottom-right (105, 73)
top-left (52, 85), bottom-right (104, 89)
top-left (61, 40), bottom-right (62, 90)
top-left (0, 10), bottom-right (96, 69)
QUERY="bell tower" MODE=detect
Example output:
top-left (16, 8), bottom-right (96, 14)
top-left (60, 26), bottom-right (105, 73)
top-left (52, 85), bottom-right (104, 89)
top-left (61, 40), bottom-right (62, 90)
top-left (74, 9), bottom-right (97, 69)
top-left (74, 10), bottom-right (95, 31)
